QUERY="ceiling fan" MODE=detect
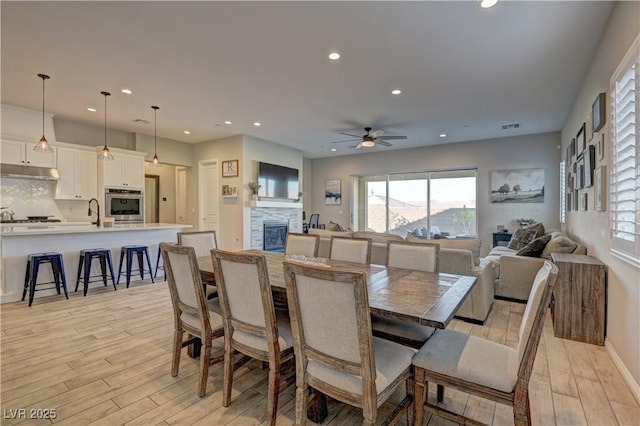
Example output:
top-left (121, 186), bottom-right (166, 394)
top-left (332, 127), bottom-right (407, 149)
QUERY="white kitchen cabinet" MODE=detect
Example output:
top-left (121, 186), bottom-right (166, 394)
top-left (1, 139), bottom-right (56, 167)
top-left (55, 145), bottom-right (97, 200)
top-left (98, 148), bottom-right (146, 190)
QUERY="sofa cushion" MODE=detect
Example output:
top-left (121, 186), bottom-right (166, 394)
top-left (406, 235), bottom-right (482, 266)
top-left (353, 231), bottom-right (404, 244)
top-left (308, 229), bottom-right (353, 238)
top-left (541, 234), bottom-right (578, 259)
top-left (507, 226), bottom-right (538, 250)
top-left (516, 234), bottom-right (551, 257)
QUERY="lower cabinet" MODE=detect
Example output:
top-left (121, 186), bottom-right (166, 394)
top-left (551, 253), bottom-right (607, 346)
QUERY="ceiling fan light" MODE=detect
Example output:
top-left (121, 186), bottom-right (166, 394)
top-left (361, 140), bottom-right (376, 148)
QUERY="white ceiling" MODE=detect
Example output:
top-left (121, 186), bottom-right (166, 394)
top-left (1, 1), bottom-right (614, 159)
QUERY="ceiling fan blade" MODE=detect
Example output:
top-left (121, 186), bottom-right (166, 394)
top-left (332, 138), bottom-right (361, 144)
top-left (377, 141), bottom-right (393, 147)
top-left (339, 132), bottom-right (363, 138)
top-left (355, 142), bottom-right (364, 149)
top-left (379, 135), bottom-right (407, 140)
top-left (369, 129), bottom-right (384, 138)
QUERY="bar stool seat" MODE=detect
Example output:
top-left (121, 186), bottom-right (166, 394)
top-left (75, 248), bottom-right (117, 296)
top-left (117, 245), bottom-right (155, 288)
top-left (22, 252), bottom-right (69, 307)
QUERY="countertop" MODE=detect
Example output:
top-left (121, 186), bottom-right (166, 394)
top-left (0, 223), bottom-right (191, 236)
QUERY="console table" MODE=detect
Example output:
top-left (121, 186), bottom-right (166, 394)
top-left (551, 253), bottom-right (607, 345)
top-left (492, 232), bottom-right (512, 247)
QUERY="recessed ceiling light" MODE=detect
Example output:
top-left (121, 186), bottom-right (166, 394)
top-left (183, 130), bottom-right (191, 135)
top-left (87, 107), bottom-right (96, 112)
top-left (328, 52), bottom-right (340, 60)
top-left (439, 133), bottom-right (447, 138)
top-left (331, 148), bottom-right (337, 152)
top-left (391, 89), bottom-right (402, 95)
top-left (253, 122), bottom-right (261, 127)
top-left (121, 89), bottom-right (132, 95)
top-left (480, 0), bottom-right (498, 8)
top-left (224, 120), bottom-right (232, 125)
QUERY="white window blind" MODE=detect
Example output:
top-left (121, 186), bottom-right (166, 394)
top-left (560, 161), bottom-right (566, 224)
top-left (610, 35), bottom-right (640, 266)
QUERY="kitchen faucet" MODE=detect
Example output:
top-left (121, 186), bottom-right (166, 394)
top-left (88, 198), bottom-right (101, 227)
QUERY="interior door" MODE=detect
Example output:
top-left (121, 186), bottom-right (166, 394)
top-left (145, 175), bottom-right (159, 223)
top-left (199, 161), bottom-right (218, 232)
top-left (175, 167), bottom-right (188, 224)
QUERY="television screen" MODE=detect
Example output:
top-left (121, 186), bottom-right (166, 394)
top-left (258, 162), bottom-right (299, 199)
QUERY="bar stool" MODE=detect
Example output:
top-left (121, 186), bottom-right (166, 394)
top-left (22, 252), bottom-right (69, 307)
top-left (117, 245), bottom-right (155, 288)
top-left (75, 248), bottom-right (117, 296)
top-left (154, 245), bottom-right (167, 280)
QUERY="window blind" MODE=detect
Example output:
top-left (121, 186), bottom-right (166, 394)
top-left (560, 161), bottom-right (566, 223)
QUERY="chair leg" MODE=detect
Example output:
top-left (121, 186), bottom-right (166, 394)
top-left (414, 368), bottom-right (426, 426)
top-left (198, 342), bottom-right (212, 398)
top-left (75, 254), bottom-right (84, 292)
top-left (295, 385), bottom-right (308, 426)
top-left (222, 344), bottom-right (235, 406)
top-left (406, 376), bottom-right (415, 426)
top-left (266, 363), bottom-right (281, 426)
top-left (171, 328), bottom-right (183, 377)
top-left (513, 384), bottom-right (531, 426)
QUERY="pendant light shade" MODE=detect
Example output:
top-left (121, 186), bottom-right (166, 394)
top-left (150, 105), bottom-right (161, 166)
top-left (33, 73), bottom-right (53, 153)
top-left (98, 91), bottom-right (114, 160)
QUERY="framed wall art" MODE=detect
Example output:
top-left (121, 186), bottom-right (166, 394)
top-left (221, 184), bottom-right (238, 198)
top-left (592, 92), bottom-right (606, 133)
top-left (324, 179), bottom-right (342, 205)
top-left (583, 145), bottom-right (595, 188)
top-left (597, 133), bottom-right (605, 161)
top-left (595, 166), bottom-right (606, 211)
top-left (490, 168), bottom-right (545, 203)
top-left (221, 159), bottom-right (239, 177)
top-left (576, 123), bottom-right (586, 153)
top-left (581, 192), bottom-right (588, 211)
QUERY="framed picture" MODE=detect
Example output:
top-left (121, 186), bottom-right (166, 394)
top-left (581, 192), bottom-right (588, 211)
top-left (566, 192), bottom-right (572, 212)
top-left (595, 166), bottom-right (606, 211)
top-left (573, 189), bottom-right (579, 211)
top-left (597, 133), bottom-right (605, 161)
top-left (576, 123), bottom-right (586, 153)
top-left (575, 159), bottom-right (583, 189)
top-left (592, 92), bottom-right (606, 133)
top-left (583, 145), bottom-right (595, 187)
top-left (221, 159), bottom-right (239, 177)
top-left (586, 113), bottom-right (594, 142)
top-left (490, 168), bottom-right (545, 203)
top-left (324, 179), bottom-right (342, 205)
top-left (570, 138), bottom-right (576, 157)
top-left (221, 184), bottom-right (238, 198)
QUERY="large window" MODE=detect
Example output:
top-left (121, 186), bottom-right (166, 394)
top-left (609, 35), bottom-right (639, 266)
top-left (352, 169), bottom-right (477, 238)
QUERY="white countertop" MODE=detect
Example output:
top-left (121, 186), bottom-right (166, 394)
top-left (0, 223), bottom-right (191, 236)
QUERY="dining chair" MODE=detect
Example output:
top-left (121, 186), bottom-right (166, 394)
top-left (329, 236), bottom-right (372, 264)
top-left (283, 261), bottom-right (415, 426)
top-left (412, 260), bottom-right (558, 426)
top-left (284, 232), bottom-right (319, 257)
top-left (160, 242), bottom-right (224, 398)
top-left (178, 230), bottom-right (218, 297)
top-left (210, 249), bottom-right (295, 426)
top-left (308, 213), bottom-right (319, 229)
top-left (370, 240), bottom-right (441, 349)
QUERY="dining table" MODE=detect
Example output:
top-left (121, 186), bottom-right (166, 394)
top-left (198, 249), bottom-right (476, 422)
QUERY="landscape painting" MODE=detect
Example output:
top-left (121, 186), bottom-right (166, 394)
top-left (325, 179), bottom-right (342, 205)
top-left (491, 168), bottom-right (545, 203)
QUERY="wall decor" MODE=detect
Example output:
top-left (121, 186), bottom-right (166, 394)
top-left (566, 192), bottom-right (572, 212)
top-left (221, 184), bottom-right (238, 198)
top-left (592, 92), bottom-right (606, 132)
top-left (586, 113), bottom-right (594, 142)
top-left (595, 166), bottom-right (606, 211)
top-left (576, 123), bottom-right (586, 153)
top-left (597, 133), bottom-right (605, 161)
top-left (583, 145), bottom-right (595, 187)
top-left (570, 138), bottom-right (576, 158)
top-left (221, 159), bottom-right (239, 177)
top-left (581, 192), bottom-right (588, 211)
top-left (576, 159), bottom-right (583, 189)
top-left (324, 179), bottom-right (342, 205)
top-left (573, 189), bottom-right (579, 211)
top-left (490, 168), bottom-right (545, 203)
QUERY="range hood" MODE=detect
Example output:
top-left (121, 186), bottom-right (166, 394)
top-left (1, 163), bottom-right (59, 180)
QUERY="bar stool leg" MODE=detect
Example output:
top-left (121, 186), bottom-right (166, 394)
top-left (136, 250), bottom-right (144, 281)
top-left (144, 248), bottom-right (155, 283)
top-left (126, 249), bottom-right (134, 288)
top-left (106, 252), bottom-right (117, 291)
top-left (99, 255), bottom-right (108, 287)
top-left (58, 256), bottom-right (69, 299)
top-left (154, 249), bottom-right (162, 280)
top-left (22, 259), bottom-right (31, 301)
top-left (51, 259), bottom-right (61, 295)
top-left (75, 253), bottom-right (85, 292)
top-left (83, 254), bottom-right (92, 297)
top-left (29, 260), bottom-right (40, 307)
top-left (117, 249), bottom-right (125, 285)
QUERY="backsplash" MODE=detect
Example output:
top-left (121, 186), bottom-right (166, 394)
top-left (0, 178), bottom-right (88, 221)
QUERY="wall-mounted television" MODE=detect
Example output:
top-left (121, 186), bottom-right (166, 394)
top-left (258, 162), bottom-right (299, 200)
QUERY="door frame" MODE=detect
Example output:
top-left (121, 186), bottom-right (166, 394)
top-left (175, 166), bottom-right (187, 224)
top-left (198, 159), bottom-right (219, 231)
top-left (144, 174), bottom-right (160, 223)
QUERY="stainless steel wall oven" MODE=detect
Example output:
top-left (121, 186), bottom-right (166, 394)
top-left (105, 188), bottom-right (144, 222)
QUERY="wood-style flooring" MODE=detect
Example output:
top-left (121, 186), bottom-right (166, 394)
top-left (1, 280), bottom-right (638, 425)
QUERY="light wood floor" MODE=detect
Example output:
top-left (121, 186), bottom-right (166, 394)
top-left (1, 280), bottom-right (638, 425)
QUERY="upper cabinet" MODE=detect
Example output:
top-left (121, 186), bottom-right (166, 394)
top-left (55, 144), bottom-right (97, 200)
top-left (1, 139), bottom-right (56, 168)
top-left (98, 148), bottom-right (146, 190)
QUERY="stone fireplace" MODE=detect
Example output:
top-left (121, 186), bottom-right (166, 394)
top-left (250, 204), bottom-right (302, 250)
top-left (263, 221), bottom-right (288, 252)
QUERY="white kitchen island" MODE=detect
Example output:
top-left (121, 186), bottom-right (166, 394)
top-left (0, 223), bottom-right (191, 303)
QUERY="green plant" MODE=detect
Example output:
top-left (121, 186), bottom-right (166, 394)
top-left (247, 181), bottom-right (261, 194)
top-left (453, 205), bottom-right (475, 234)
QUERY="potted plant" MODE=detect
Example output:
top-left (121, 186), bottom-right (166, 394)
top-left (247, 181), bottom-right (261, 200)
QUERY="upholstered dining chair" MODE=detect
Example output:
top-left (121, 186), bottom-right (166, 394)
top-left (370, 240), bottom-right (441, 349)
top-left (284, 232), bottom-right (319, 257)
top-left (329, 236), bottom-right (372, 264)
top-left (283, 261), bottom-right (415, 426)
top-left (210, 249), bottom-right (295, 426)
top-left (178, 230), bottom-right (218, 297)
top-left (160, 242), bottom-right (224, 398)
top-left (412, 260), bottom-right (558, 426)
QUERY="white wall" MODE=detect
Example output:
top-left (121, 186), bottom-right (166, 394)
top-left (54, 117), bottom-right (135, 150)
top-left (309, 132), bottom-right (561, 255)
top-left (135, 133), bottom-right (193, 167)
top-left (561, 1), bottom-right (640, 387)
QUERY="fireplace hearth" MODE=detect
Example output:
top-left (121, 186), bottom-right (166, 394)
top-left (263, 221), bottom-right (288, 252)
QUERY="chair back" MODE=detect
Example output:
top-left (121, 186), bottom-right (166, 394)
top-left (516, 260), bottom-right (558, 379)
top-left (283, 261), bottom-right (376, 392)
top-left (160, 242), bottom-right (211, 334)
top-left (329, 236), bottom-right (372, 264)
top-left (285, 232), bottom-right (320, 257)
top-left (210, 250), bottom-right (279, 351)
top-left (178, 231), bottom-right (218, 258)
top-left (387, 241), bottom-right (440, 272)
top-left (308, 213), bottom-right (319, 228)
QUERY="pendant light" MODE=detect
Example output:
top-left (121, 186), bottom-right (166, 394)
top-left (150, 105), bottom-right (161, 166)
top-left (98, 91), bottom-right (114, 160)
top-left (33, 73), bottom-right (53, 153)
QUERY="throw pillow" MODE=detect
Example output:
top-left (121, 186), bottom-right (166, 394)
top-left (541, 235), bottom-right (578, 259)
top-left (507, 226), bottom-right (539, 251)
top-left (516, 234), bottom-right (551, 257)
top-left (529, 223), bottom-right (546, 238)
top-left (327, 221), bottom-right (340, 231)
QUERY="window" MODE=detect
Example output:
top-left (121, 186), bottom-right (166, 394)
top-left (560, 161), bottom-right (566, 224)
top-left (609, 35), bottom-right (639, 266)
top-left (352, 169), bottom-right (477, 238)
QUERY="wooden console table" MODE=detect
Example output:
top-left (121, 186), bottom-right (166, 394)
top-left (551, 253), bottom-right (607, 345)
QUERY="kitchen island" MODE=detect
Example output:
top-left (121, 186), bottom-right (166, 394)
top-left (0, 223), bottom-right (191, 303)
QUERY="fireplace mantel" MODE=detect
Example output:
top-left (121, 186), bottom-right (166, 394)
top-left (249, 200), bottom-right (303, 209)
